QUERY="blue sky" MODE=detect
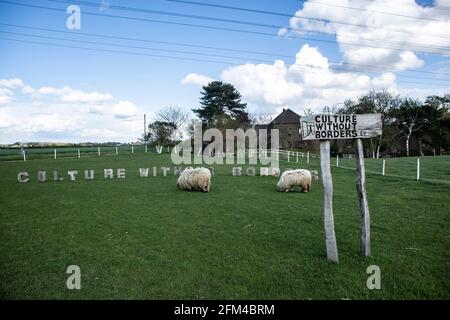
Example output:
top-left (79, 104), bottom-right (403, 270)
top-left (0, 0), bottom-right (449, 143)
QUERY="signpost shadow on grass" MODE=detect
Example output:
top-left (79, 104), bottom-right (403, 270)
top-left (301, 114), bottom-right (382, 262)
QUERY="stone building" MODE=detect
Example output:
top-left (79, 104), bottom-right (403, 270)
top-left (255, 108), bottom-right (302, 149)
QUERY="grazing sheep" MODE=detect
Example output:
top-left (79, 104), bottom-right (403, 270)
top-left (276, 169), bottom-right (312, 193)
top-left (177, 167), bottom-right (211, 192)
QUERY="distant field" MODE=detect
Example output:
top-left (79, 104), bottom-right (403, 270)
top-left (0, 152), bottom-right (449, 299)
top-left (0, 145), bottom-right (149, 161)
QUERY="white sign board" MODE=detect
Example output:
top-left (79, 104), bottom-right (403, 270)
top-left (301, 114), bottom-right (382, 140)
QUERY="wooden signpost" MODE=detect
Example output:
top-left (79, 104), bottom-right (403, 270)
top-left (301, 114), bottom-right (382, 261)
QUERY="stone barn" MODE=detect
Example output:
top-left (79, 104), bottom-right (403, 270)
top-left (255, 108), bottom-right (302, 149)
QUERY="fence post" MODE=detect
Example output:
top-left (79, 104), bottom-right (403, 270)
top-left (382, 159), bottom-right (385, 176)
top-left (98, 146), bottom-right (100, 156)
top-left (145, 145), bottom-right (148, 153)
top-left (320, 140), bottom-right (339, 263)
top-left (78, 149), bottom-right (81, 158)
top-left (296, 151), bottom-right (299, 163)
top-left (416, 158), bottom-right (420, 181)
top-left (54, 149), bottom-right (57, 159)
top-left (336, 154), bottom-right (339, 167)
top-left (307, 151), bottom-right (310, 164)
top-left (355, 138), bottom-right (371, 257)
top-left (132, 145), bottom-right (134, 154)
top-left (116, 146), bottom-right (118, 155)
top-left (23, 150), bottom-right (26, 161)
top-left (287, 151), bottom-right (290, 162)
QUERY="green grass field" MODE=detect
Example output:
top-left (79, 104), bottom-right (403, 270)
top-left (0, 152), bottom-right (449, 299)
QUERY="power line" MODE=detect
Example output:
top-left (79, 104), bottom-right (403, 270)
top-left (311, 0), bottom-right (450, 12)
top-left (1, 34), bottom-right (449, 86)
top-left (167, 0), bottom-right (450, 40)
top-left (0, 36), bottom-right (236, 65)
top-left (49, 0), bottom-right (450, 51)
top-left (303, 0), bottom-right (450, 23)
top-left (0, 30), bottom-right (275, 64)
top-left (2, 22), bottom-right (450, 77)
top-left (2, 0), bottom-right (450, 57)
top-left (0, 22), bottom-right (289, 59)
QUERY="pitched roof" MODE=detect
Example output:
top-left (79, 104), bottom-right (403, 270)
top-left (271, 108), bottom-right (300, 124)
top-left (254, 124), bottom-right (269, 130)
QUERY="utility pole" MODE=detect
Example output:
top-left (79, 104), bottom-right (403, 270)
top-left (144, 113), bottom-right (147, 152)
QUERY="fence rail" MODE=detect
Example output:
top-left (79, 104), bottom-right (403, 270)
top-left (0, 145), bottom-right (169, 161)
top-left (2, 146), bottom-right (448, 184)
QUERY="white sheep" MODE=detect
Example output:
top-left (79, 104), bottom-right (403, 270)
top-left (276, 169), bottom-right (312, 193)
top-left (176, 167), bottom-right (211, 192)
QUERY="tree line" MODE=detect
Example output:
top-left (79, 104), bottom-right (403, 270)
top-left (143, 81), bottom-right (450, 157)
top-left (335, 90), bottom-right (450, 157)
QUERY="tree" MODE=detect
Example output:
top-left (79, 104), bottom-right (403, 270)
top-left (156, 106), bottom-right (190, 141)
top-left (192, 81), bottom-right (249, 128)
top-left (391, 98), bottom-right (428, 156)
top-left (250, 113), bottom-right (275, 125)
top-left (339, 90), bottom-right (400, 158)
top-left (157, 106), bottom-right (190, 129)
top-left (144, 121), bottom-right (177, 146)
top-left (421, 95), bottom-right (450, 155)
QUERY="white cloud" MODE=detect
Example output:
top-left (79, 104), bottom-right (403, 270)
top-left (28, 113), bottom-right (78, 133)
top-left (181, 73), bottom-right (214, 86)
top-left (285, 0), bottom-right (450, 71)
top-left (0, 78), bottom-right (23, 89)
top-left (112, 100), bottom-right (138, 119)
top-left (277, 27), bottom-right (289, 36)
top-left (0, 78), bottom-right (24, 105)
top-left (80, 128), bottom-right (121, 139)
top-left (221, 60), bottom-right (304, 107)
top-left (0, 88), bottom-right (14, 105)
top-left (0, 79), bottom-right (143, 143)
top-left (217, 44), bottom-right (397, 112)
top-left (22, 85), bottom-right (113, 104)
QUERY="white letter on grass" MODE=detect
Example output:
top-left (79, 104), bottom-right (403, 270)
top-left (104, 169), bottom-right (113, 179)
top-left (139, 168), bottom-right (149, 177)
top-left (17, 172), bottom-right (29, 183)
top-left (67, 171), bottom-right (78, 181)
top-left (117, 168), bottom-right (126, 179)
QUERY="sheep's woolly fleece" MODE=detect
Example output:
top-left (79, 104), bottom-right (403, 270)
top-left (277, 169), bottom-right (312, 193)
top-left (177, 167), bottom-right (212, 192)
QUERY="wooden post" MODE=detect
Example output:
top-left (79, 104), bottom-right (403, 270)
top-left (287, 151), bottom-right (290, 162)
top-left (78, 149), bottom-right (80, 158)
top-left (296, 151), bottom-right (299, 163)
top-left (132, 145), bottom-right (134, 154)
top-left (416, 158), bottom-right (420, 181)
top-left (307, 151), bottom-right (310, 164)
top-left (145, 145), bottom-right (148, 153)
top-left (336, 154), bottom-right (339, 167)
top-left (98, 146), bottom-right (100, 156)
top-left (54, 149), bottom-right (56, 159)
top-left (320, 141), bottom-right (339, 263)
top-left (23, 150), bottom-right (26, 161)
top-left (382, 159), bottom-right (385, 176)
top-left (116, 146), bottom-right (118, 155)
top-left (355, 139), bottom-right (371, 257)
